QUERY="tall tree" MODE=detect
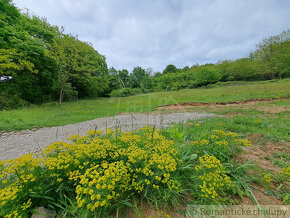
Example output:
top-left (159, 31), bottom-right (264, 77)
top-left (253, 29), bottom-right (290, 79)
top-left (129, 66), bottom-right (146, 88)
top-left (162, 64), bottom-right (177, 74)
top-left (48, 35), bottom-right (108, 103)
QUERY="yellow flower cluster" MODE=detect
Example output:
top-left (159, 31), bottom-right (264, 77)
top-left (213, 130), bottom-right (238, 138)
top-left (234, 139), bottom-right (252, 147)
top-left (262, 174), bottom-right (272, 183)
top-left (4, 210), bottom-right (20, 218)
top-left (195, 154), bottom-right (232, 199)
top-left (27, 126), bottom-right (181, 212)
top-left (0, 153), bottom-right (43, 212)
top-left (21, 199), bottom-right (32, 211)
top-left (106, 128), bottom-right (114, 135)
top-left (191, 130), bottom-right (244, 150)
top-left (190, 129), bottom-right (250, 164)
top-left (0, 154), bottom-right (41, 179)
top-left (67, 135), bottom-right (80, 141)
top-left (195, 154), bottom-right (221, 171)
top-left (214, 140), bottom-right (228, 147)
top-left (0, 185), bottom-right (21, 207)
top-left (85, 130), bottom-right (104, 136)
top-left (280, 167), bottom-right (290, 181)
top-left (210, 135), bottom-right (219, 139)
top-left (20, 174), bottom-right (36, 183)
top-left (74, 161), bottom-right (130, 211)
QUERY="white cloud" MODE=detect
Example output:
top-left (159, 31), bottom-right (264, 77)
top-left (13, 0), bottom-right (290, 72)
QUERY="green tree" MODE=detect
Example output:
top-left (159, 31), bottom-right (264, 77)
top-left (193, 67), bottom-right (221, 87)
top-left (108, 67), bottom-right (122, 93)
top-left (228, 58), bottom-right (257, 81)
top-left (162, 64), bottom-right (177, 74)
top-left (253, 29), bottom-right (290, 79)
top-left (0, 48), bottom-right (37, 109)
top-left (118, 69), bottom-right (129, 87)
top-left (129, 66), bottom-right (146, 88)
top-left (48, 35), bottom-right (108, 103)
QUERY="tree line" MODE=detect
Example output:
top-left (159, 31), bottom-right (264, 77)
top-left (109, 29), bottom-right (290, 96)
top-left (1, 0), bottom-right (289, 109)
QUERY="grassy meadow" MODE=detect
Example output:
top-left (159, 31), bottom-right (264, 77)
top-left (0, 79), bottom-right (289, 131)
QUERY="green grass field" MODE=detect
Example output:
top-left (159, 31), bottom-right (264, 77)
top-left (0, 79), bottom-right (289, 131)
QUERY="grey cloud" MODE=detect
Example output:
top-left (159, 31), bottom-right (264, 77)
top-left (13, 0), bottom-right (290, 72)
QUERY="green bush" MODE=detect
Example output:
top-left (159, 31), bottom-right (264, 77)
top-left (109, 88), bottom-right (141, 97)
top-left (193, 68), bottom-right (222, 87)
top-left (0, 92), bottom-right (28, 110)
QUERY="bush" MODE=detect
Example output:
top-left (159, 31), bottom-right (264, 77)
top-left (0, 93), bottom-right (28, 110)
top-left (193, 68), bottom-right (222, 87)
top-left (109, 88), bottom-right (141, 97)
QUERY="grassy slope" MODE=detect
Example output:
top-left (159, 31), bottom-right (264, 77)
top-left (0, 79), bottom-right (289, 131)
top-left (182, 98), bottom-right (290, 142)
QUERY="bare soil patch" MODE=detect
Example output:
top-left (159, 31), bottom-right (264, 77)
top-left (237, 134), bottom-right (289, 205)
top-left (128, 201), bottom-right (186, 218)
top-left (240, 184), bottom-right (284, 205)
top-left (257, 106), bottom-right (290, 114)
top-left (156, 98), bottom-right (288, 110)
top-left (239, 135), bottom-right (289, 172)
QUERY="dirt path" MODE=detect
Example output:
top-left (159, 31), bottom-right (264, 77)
top-left (0, 112), bottom-right (215, 161)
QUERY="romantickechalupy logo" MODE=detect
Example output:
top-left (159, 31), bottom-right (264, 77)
top-left (186, 205), bottom-right (289, 217)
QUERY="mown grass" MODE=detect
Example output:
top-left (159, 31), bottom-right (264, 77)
top-left (1, 79), bottom-right (290, 131)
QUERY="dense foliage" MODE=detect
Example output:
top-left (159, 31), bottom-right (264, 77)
top-left (0, 0), bottom-right (108, 109)
top-left (0, 124), bottom-right (265, 217)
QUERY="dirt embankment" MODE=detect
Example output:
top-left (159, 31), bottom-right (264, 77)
top-left (156, 98), bottom-right (289, 112)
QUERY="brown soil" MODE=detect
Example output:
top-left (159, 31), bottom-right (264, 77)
top-left (156, 98), bottom-right (288, 110)
top-left (237, 134), bottom-right (290, 205)
top-left (240, 184), bottom-right (284, 205)
top-left (239, 135), bottom-right (289, 172)
top-left (238, 137), bottom-right (289, 173)
top-left (257, 106), bottom-right (290, 114)
top-left (128, 201), bottom-right (186, 218)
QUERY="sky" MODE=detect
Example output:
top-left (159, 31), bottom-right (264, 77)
top-left (13, 0), bottom-right (290, 72)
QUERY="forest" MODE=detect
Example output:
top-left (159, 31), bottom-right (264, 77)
top-left (0, 0), bottom-right (290, 109)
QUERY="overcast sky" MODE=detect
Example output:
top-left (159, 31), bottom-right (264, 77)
top-left (13, 0), bottom-right (290, 72)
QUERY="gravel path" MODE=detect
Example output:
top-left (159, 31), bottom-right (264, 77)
top-left (0, 112), bottom-right (215, 161)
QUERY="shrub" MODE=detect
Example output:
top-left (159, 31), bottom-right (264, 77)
top-left (0, 93), bottom-right (28, 110)
top-left (109, 88), bottom-right (141, 97)
top-left (193, 68), bottom-right (222, 87)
